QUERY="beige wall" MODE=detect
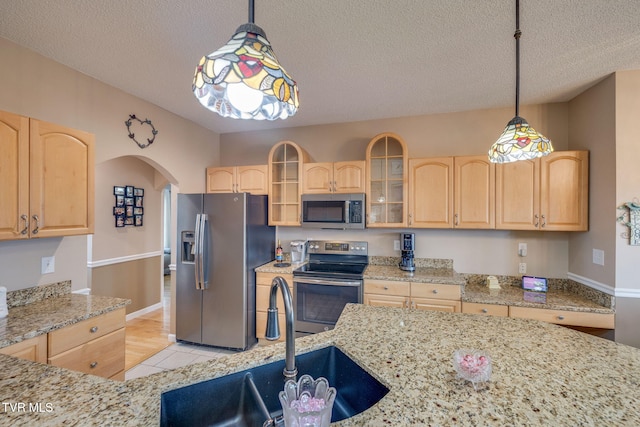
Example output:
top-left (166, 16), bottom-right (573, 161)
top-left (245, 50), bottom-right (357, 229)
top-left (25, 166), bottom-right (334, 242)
top-left (0, 36), bottom-right (220, 292)
top-left (91, 256), bottom-right (162, 314)
top-left (567, 75), bottom-right (617, 285)
top-left (221, 103), bottom-right (571, 277)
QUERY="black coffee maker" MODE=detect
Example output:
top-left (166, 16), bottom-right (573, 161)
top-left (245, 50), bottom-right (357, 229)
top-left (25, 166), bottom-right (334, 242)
top-left (399, 233), bottom-right (415, 272)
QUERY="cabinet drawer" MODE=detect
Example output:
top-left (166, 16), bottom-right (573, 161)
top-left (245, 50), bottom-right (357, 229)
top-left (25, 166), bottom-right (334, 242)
top-left (0, 335), bottom-right (47, 363)
top-left (256, 272), bottom-right (294, 287)
top-left (411, 297), bottom-right (461, 313)
top-left (462, 302), bottom-right (509, 317)
top-left (411, 283), bottom-right (461, 300)
top-left (364, 280), bottom-right (410, 296)
top-left (509, 306), bottom-right (614, 329)
top-left (48, 328), bottom-right (125, 378)
top-left (48, 308), bottom-right (125, 357)
top-left (364, 294), bottom-right (408, 308)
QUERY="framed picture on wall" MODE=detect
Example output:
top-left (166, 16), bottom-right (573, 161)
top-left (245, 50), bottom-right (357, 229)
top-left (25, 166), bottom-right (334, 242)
top-left (114, 184), bottom-right (144, 228)
top-left (124, 216), bottom-right (134, 226)
top-left (135, 196), bottom-right (143, 207)
top-left (125, 186), bottom-right (134, 197)
top-left (125, 205), bottom-right (134, 217)
top-left (125, 197), bottom-right (134, 206)
top-left (115, 215), bottom-right (125, 228)
top-left (134, 215), bottom-right (143, 227)
top-left (134, 188), bottom-right (144, 197)
top-left (133, 207), bottom-right (143, 215)
top-left (113, 206), bottom-right (125, 216)
top-left (113, 186), bottom-right (125, 196)
top-left (115, 195), bottom-right (125, 207)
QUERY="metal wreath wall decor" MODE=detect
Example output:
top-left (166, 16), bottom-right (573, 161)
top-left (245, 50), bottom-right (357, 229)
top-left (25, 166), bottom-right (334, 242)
top-left (125, 114), bottom-right (158, 149)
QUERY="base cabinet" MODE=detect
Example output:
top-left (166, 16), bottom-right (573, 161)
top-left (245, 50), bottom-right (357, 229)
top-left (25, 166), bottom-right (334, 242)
top-left (0, 335), bottom-right (47, 363)
top-left (364, 280), bottom-right (461, 313)
top-left (462, 302), bottom-right (614, 329)
top-left (48, 308), bottom-right (126, 380)
top-left (256, 272), bottom-right (294, 343)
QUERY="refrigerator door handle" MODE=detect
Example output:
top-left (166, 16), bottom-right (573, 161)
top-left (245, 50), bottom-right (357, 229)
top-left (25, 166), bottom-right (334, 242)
top-left (200, 214), bottom-right (209, 289)
top-left (194, 214), bottom-right (203, 289)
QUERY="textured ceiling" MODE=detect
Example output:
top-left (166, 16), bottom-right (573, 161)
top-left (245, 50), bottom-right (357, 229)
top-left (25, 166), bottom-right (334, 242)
top-left (1, 1), bottom-right (639, 135)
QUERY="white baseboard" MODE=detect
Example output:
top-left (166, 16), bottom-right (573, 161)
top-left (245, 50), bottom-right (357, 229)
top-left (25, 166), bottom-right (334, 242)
top-left (126, 302), bottom-right (164, 322)
top-left (568, 272), bottom-right (640, 298)
top-left (168, 334), bottom-right (176, 343)
top-left (72, 288), bottom-right (91, 295)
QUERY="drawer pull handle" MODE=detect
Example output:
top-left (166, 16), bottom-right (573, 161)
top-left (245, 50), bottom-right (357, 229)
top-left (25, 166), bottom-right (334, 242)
top-left (383, 286), bottom-right (389, 290)
top-left (481, 308), bottom-right (488, 313)
top-left (90, 326), bottom-right (99, 333)
top-left (432, 289), bottom-right (438, 294)
top-left (557, 315), bottom-right (565, 320)
top-left (90, 361), bottom-right (98, 369)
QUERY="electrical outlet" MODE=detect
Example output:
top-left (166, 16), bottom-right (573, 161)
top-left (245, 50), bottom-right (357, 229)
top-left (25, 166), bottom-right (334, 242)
top-left (393, 240), bottom-right (400, 251)
top-left (41, 256), bottom-right (55, 274)
top-left (518, 242), bottom-right (527, 257)
top-left (518, 262), bottom-right (527, 274)
top-left (593, 249), bottom-right (605, 266)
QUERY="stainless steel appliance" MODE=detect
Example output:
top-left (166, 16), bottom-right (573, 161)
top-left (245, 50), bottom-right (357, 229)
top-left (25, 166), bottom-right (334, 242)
top-left (293, 240), bottom-right (368, 336)
top-left (176, 193), bottom-right (275, 350)
top-left (300, 193), bottom-right (365, 229)
top-left (399, 232), bottom-right (415, 272)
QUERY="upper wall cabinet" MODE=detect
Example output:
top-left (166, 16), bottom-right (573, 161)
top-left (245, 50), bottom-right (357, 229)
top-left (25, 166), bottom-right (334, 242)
top-left (496, 151), bottom-right (589, 231)
top-left (454, 155), bottom-right (495, 229)
top-left (408, 157), bottom-right (454, 228)
top-left (0, 110), bottom-right (95, 240)
top-left (206, 165), bottom-right (268, 195)
top-left (302, 161), bottom-right (366, 194)
top-left (408, 155), bottom-right (495, 229)
top-left (268, 141), bottom-right (308, 226)
top-left (366, 133), bottom-right (408, 227)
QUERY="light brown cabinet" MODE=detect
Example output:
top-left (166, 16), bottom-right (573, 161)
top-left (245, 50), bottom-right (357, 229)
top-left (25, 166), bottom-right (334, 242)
top-left (206, 165), bottom-right (268, 195)
top-left (366, 133), bottom-right (408, 227)
top-left (461, 302), bottom-right (509, 317)
top-left (496, 151), bottom-right (589, 231)
top-left (302, 161), bottom-right (366, 194)
top-left (408, 155), bottom-right (494, 229)
top-left (454, 155), bottom-right (495, 229)
top-left (48, 308), bottom-right (126, 380)
top-left (0, 110), bottom-right (94, 241)
top-left (268, 141), bottom-right (308, 226)
top-left (509, 306), bottom-right (613, 328)
top-left (364, 279), bottom-right (461, 313)
top-left (256, 272), bottom-right (294, 342)
top-left (408, 157), bottom-right (454, 228)
top-left (0, 335), bottom-right (47, 363)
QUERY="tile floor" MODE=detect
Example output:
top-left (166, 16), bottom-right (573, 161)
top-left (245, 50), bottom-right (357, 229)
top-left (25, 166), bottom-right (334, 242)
top-left (125, 342), bottom-right (238, 380)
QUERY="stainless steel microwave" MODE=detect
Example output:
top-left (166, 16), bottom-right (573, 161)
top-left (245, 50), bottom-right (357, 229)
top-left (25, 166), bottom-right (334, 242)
top-left (301, 193), bottom-right (365, 229)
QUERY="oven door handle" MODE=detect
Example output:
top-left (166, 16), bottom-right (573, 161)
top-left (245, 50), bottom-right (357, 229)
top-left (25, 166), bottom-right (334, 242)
top-left (295, 278), bottom-right (362, 287)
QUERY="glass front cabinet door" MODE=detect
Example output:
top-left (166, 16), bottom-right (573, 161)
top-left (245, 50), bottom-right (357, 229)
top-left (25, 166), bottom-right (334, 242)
top-left (366, 133), bottom-right (408, 227)
top-left (268, 140), bottom-right (305, 226)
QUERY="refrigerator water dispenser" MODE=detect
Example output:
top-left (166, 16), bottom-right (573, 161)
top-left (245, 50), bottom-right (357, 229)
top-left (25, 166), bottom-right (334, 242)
top-left (181, 231), bottom-right (195, 263)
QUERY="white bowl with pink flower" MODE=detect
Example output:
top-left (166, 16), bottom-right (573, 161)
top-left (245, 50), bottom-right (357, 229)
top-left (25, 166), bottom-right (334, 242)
top-left (452, 349), bottom-right (492, 390)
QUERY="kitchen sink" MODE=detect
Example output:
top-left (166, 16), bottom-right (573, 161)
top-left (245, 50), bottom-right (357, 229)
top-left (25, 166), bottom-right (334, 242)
top-left (160, 345), bottom-right (389, 426)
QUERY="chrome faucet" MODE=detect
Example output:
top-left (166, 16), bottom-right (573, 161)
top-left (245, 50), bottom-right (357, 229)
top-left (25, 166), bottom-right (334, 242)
top-left (265, 276), bottom-right (297, 379)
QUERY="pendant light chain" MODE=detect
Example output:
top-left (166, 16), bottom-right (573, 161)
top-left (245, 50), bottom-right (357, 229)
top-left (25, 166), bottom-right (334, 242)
top-left (514, 0), bottom-right (521, 118)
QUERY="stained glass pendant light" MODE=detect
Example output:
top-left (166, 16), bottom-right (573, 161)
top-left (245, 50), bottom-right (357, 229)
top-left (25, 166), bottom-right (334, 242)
top-left (192, 0), bottom-right (299, 120)
top-left (488, 0), bottom-right (553, 163)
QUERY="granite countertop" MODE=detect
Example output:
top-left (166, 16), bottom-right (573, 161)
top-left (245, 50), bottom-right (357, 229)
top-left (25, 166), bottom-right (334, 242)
top-left (0, 292), bottom-right (130, 348)
top-left (2, 304), bottom-right (639, 425)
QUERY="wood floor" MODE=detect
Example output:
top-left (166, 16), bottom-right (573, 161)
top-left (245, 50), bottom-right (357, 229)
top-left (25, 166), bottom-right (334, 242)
top-left (124, 279), bottom-right (172, 371)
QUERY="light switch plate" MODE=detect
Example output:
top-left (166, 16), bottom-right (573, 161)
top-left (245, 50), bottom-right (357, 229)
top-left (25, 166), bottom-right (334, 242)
top-left (41, 256), bottom-right (55, 274)
top-left (394, 240), bottom-right (400, 251)
top-left (593, 249), bottom-right (604, 266)
top-left (518, 243), bottom-right (527, 257)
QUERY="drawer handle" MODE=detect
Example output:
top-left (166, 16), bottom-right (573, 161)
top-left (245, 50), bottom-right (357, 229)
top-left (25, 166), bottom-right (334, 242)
top-left (481, 308), bottom-right (488, 313)
top-left (90, 326), bottom-right (99, 333)
top-left (90, 361), bottom-right (98, 369)
top-left (557, 315), bottom-right (565, 320)
top-left (432, 289), bottom-right (438, 294)
top-left (383, 286), bottom-right (389, 290)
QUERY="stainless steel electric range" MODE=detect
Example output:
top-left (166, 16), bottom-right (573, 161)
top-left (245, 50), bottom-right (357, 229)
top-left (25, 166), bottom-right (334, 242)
top-left (292, 240), bottom-right (368, 337)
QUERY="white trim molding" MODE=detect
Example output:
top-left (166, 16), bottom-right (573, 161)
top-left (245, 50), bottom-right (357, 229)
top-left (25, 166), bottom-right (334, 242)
top-left (568, 272), bottom-right (640, 298)
top-left (126, 302), bottom-right (164, 322)
top-left (88, 251), bottom-right (163, 268)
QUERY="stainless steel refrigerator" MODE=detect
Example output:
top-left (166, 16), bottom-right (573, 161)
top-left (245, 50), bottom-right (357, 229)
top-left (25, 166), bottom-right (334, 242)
top-left (176, 193), bottom-right (275, 350)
